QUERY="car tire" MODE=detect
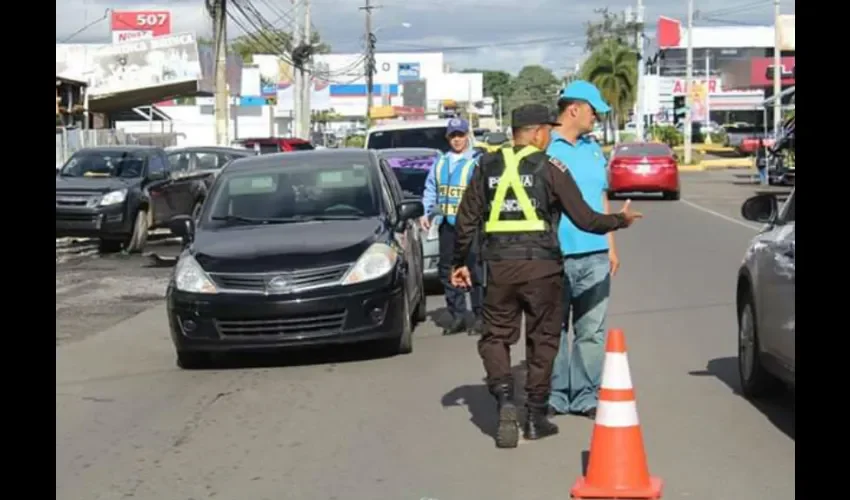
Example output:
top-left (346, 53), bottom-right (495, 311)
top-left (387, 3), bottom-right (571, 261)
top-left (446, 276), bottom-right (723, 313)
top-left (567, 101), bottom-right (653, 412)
top-left (124, 209), bottom-right (149, 253)
top-left (382, 290), bottom-right (413, 356)
top-left (738, 293), bottom-right (784, 399)
top-left (176, 351), bottom-right (210, 370)
top-left (191, 200), bottom-right (204, 221)
top-left (663, 190), bottom-right (680, 201)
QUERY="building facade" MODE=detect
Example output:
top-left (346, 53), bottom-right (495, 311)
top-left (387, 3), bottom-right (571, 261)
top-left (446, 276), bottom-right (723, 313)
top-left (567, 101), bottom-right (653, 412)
top-left (648, 21), bottom-right (795, 125)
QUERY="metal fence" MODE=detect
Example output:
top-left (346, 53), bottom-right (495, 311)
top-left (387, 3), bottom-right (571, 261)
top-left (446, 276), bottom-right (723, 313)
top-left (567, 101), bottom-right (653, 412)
top-left (55, 128), bottom-right (183, 166)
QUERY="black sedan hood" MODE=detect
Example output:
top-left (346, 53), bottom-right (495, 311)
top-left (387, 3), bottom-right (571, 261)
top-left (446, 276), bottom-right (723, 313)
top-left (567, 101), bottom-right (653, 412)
top-left (191, 218), bottom-right (386, 273)
top-left (56, 176), bottom-right (137, 192)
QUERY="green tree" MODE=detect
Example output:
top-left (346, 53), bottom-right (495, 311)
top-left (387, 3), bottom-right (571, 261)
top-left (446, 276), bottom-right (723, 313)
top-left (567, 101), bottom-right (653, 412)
top-left (584, 7), bottom-right (640, 52)
top-left (505, 65), bottom-right (560, 122)
top-left (581, 40), bottom-right (638, 142)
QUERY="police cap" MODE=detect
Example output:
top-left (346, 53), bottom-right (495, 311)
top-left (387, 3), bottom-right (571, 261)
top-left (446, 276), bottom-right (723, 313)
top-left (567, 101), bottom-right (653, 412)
top-left (511, 104), bottom-right (561, 128)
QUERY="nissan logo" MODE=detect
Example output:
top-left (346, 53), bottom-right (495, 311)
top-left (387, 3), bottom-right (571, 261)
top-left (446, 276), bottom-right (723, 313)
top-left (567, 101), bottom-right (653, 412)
top-left (266, 275), bottom-right (291, 293)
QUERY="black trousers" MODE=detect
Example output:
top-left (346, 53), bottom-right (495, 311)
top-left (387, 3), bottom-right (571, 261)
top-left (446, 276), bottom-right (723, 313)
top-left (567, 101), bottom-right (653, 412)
top-left (438, 222), bottom-right (483, 319)
top-left (477, 273), bottom-right (562, 405)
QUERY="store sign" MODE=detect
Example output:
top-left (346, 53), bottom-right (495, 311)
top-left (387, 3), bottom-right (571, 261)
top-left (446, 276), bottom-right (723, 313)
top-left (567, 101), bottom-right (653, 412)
top-left (398, 62), bottom-right (420, 82)
top-left (671, 78), bottom-right (720, 95)
top-left (110, 10), bottom-right (171, 44)
top-left (750, 56), bottom-right (795, 86)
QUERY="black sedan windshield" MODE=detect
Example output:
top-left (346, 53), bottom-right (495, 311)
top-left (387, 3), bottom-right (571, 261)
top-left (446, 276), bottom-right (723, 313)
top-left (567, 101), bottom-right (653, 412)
top-left (59, 151), bottom-right (145, 178)
top-left (206, 161), bottom-right (379, 224)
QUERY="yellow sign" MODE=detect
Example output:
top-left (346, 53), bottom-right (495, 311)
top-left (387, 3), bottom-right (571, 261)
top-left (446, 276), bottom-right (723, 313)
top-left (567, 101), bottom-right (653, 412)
top-left (369, 105), bottom-right (395, 118)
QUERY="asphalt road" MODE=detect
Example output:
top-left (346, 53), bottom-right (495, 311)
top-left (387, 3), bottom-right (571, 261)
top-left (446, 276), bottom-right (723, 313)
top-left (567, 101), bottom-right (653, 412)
top-left (56, 172), bottom-right (794, 500)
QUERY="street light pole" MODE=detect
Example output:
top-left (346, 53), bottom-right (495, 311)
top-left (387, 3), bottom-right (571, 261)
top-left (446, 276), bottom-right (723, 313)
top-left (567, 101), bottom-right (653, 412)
top-left (772, 0), bottom-right (782, 136)
top-left (684, 0), bottom-right (694, 165)
top-left (635, 0), bottom-right (645, 141)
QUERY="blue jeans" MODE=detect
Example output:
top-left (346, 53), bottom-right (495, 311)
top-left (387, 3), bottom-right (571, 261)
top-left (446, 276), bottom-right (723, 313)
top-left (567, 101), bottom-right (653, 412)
top-left (549, 251), bottom-right (611, 414)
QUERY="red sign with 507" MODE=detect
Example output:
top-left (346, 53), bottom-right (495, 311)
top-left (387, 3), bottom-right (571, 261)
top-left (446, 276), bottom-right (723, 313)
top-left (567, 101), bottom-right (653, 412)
top-left (110, 10), bottom-right (172, 35)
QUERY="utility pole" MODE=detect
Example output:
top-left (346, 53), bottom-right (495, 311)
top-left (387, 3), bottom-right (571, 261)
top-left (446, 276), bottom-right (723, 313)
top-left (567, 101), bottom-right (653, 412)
top-left (302, 0), bottom-right (312, 139)
top-left (212, 0), bottom-right (229, 145)
top-left (360, 0), bottom-right (379, 123)
top-left (683, 0), bottom-right (694, 165)
top-left (704, 50), bottom-right (711, 128)
top-left (634, 0), bottom-right (645, 141)
top-left (292, 0), bottom-right (302, 138)
top-left (772, 0), bottom-right (782, 136)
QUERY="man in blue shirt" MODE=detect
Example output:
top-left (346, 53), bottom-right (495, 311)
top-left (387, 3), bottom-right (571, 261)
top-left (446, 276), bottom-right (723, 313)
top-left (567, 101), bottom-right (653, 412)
top-left (421, 118), bottom-right (484, 335)
top-left (547, 81), bottom-right (618, 419)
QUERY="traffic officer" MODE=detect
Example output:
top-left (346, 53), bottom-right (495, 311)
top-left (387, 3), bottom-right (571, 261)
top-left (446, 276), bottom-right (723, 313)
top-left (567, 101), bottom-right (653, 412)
top-left (450, 104), bottom-right (642, 449)
top-left (421, 117), bottom-right (484, 335)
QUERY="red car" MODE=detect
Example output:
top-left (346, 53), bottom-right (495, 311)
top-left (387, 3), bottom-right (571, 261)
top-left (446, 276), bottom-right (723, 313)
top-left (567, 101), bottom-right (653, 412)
top-left (233, 137), bottom-right (314, 154)
top-left (608, 142), bottom-right (680, 200)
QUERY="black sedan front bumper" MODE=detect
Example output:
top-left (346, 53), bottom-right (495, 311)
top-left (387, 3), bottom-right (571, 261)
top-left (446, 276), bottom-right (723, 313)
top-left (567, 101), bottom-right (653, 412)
top-left (56, 205), bottom-right (132, 239)
top-left (166, 281), bottom-right (406, 353)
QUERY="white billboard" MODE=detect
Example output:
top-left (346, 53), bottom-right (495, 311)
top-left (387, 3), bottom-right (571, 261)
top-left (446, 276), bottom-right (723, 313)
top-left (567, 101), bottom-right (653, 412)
top-left (84, 32), bottom-right (202, 96)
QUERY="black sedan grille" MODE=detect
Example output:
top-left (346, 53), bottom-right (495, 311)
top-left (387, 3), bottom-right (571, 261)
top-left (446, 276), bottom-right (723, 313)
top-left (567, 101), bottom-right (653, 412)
top-left (209, 263), bottom-right (351, 292)
top-left (215, 310), bottom-right (346, 336)
top-left (56, 191), bottom-right (100, 207)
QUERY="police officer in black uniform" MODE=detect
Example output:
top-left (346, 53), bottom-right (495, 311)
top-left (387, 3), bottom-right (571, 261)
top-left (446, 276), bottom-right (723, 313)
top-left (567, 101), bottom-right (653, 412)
top-left (450, 104), bottom-right (643, 448)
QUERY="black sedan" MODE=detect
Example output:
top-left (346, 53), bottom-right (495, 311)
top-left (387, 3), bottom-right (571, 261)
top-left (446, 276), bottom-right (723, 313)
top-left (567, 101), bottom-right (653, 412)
top-left (165, 149), bottom-right (427, 368)
top-left (56, 146), bottom-right (205, 253)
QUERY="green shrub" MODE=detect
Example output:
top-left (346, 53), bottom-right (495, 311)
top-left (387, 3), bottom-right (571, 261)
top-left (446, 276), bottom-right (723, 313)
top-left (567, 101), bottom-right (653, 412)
top-left (709, 130), bottom-right (728, 145)
top-left (650, 125), bottom-right (682, 147)
top-left (345, 135), bottom-right (365, 148)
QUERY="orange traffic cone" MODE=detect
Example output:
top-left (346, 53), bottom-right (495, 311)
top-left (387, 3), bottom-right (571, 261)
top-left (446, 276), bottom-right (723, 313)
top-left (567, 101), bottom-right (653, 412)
top-left (571, 329), bottom-right (663, 499)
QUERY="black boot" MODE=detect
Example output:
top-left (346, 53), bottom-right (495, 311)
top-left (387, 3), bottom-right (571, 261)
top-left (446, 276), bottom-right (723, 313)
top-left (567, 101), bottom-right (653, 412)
top-left (491, 383), bottom-right (519, 448)
top-left (523, 402), bottom-right (559, 441)
top-left (442, 315), bottom-right (465, 335)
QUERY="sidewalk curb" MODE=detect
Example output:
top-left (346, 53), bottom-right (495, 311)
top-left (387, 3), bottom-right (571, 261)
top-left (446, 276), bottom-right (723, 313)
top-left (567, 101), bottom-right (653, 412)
top-left (679, 159), bottom-right (754, 172)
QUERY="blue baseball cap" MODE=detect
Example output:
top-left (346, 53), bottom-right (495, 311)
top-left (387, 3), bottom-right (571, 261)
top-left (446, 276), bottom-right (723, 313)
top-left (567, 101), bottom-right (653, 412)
top-left (558, 80), bottom-right (611, 114)
top-left (446, 117), bottom-right (470, 135)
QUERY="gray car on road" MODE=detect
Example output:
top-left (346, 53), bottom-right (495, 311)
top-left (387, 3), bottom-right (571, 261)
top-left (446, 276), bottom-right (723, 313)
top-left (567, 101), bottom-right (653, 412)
top-left (377, 148), bottom-right (442, 284)
top-left (736, 188), bottom-right (795, 398)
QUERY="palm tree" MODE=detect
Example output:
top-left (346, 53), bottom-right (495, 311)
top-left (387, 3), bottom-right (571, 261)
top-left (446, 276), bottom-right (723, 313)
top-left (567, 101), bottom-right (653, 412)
top-left (581, 40), bottom-right (637, 143)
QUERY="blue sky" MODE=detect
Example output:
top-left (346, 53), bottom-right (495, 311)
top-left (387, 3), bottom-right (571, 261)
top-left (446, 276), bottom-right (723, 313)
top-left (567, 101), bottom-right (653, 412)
top-left (55, 0), bottom-right (795, 74)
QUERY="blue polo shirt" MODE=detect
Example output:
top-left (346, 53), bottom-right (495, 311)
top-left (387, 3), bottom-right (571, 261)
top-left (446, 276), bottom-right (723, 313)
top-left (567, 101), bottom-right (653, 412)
top-left (546, 131), bottom-right (609, 256)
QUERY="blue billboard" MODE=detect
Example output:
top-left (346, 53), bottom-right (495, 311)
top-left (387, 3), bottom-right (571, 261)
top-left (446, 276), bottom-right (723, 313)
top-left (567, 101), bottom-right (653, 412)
top-left (398, 62), bottom-right (421, 82)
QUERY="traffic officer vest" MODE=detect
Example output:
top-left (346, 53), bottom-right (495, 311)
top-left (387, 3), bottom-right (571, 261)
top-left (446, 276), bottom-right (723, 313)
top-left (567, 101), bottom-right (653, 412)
top-left (481, 146), bottom-right (560, 261)
top-left (435, 154), bottom-right (476, 225)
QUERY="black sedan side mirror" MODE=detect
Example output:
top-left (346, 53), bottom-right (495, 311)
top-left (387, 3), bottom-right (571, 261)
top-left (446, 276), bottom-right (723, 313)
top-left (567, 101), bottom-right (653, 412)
top-left (169, 214), bottom-right (195, 243)
top-left (741, 194), bottom-right (778, 223)
top-left (398, 200), bottom-right (424, 221)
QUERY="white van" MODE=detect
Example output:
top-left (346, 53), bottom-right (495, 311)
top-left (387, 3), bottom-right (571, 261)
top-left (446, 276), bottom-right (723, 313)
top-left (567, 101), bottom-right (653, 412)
top-left (364, 119), bottom-right (477, 153)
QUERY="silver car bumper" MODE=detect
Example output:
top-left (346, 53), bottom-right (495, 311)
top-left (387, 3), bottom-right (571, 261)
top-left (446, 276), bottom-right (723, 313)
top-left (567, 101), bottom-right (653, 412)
top-left (421, 224), bottom-right (440, 282)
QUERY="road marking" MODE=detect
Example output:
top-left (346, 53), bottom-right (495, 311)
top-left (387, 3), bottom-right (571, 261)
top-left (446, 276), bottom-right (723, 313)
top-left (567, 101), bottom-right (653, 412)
top-left (680, 199), bottom-right (762, 231)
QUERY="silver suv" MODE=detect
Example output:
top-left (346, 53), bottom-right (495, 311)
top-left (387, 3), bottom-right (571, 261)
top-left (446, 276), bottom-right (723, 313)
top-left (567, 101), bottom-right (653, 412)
top-left (736, 188), bottom-right (795, 398)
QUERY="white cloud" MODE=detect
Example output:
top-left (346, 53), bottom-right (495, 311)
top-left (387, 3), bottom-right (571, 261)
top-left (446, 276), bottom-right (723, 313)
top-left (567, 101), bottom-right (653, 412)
top-left (55, 0), bottom-right (795, 73)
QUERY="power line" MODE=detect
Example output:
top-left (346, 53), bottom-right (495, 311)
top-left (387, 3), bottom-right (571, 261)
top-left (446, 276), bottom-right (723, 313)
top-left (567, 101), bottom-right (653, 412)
top-left (59, 8), bottom-right (110, 43)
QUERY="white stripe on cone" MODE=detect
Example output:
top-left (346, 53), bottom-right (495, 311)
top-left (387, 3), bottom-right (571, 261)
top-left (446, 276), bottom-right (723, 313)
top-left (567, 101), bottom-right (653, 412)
top-left (596, 400), bottom-right (640, 428)
top-left (600, 352), bottom-right (633, 390)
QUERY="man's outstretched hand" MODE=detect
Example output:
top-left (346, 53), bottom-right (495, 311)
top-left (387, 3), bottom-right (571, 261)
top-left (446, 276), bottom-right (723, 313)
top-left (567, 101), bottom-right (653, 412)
top-left (619, 199), bottom-right (644, 226)
top-left (451, 266), bottom-right (471, 289)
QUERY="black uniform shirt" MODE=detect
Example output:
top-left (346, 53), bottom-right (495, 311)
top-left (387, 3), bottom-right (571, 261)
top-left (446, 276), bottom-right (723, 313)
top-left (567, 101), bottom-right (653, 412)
top-left (453, 145), bottom-right (628, 285)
